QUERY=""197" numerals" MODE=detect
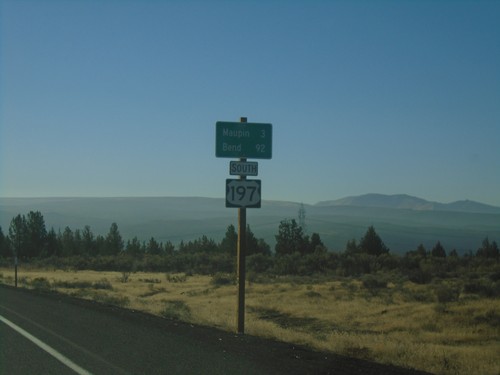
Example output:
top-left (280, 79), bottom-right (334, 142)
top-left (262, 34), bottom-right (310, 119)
top-left (228, 186), bottom-right (257, 201)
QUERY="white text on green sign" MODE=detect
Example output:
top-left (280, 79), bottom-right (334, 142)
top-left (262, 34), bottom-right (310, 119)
top-left (216, 122), bottom-right (272, 159)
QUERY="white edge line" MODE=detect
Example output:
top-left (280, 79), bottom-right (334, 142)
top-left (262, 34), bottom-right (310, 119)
top-left (0, 314), bottom-right (93, 375)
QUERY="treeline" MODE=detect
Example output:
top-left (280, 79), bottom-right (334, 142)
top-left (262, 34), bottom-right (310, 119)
top-left (0, 211), bottom-right (499, 280)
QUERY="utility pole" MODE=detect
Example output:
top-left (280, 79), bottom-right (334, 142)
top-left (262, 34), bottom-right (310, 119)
top-left (298, 202), bottom-right (307, 233)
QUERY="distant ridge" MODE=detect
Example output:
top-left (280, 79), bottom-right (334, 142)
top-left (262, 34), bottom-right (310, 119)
top-left (1, 195), bottom-right (499, 253)
top-left (440, 199), bottom-right (500, 214)
top-left (315, 193), bottom-right (500, 214)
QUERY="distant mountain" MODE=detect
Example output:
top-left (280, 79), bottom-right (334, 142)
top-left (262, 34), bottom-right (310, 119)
top-left (316, 194), bottom-right (433, 210)
top-left (1, 195), bottom-right (499, 254)
top-left (439, 200), bottom-right (500, 214)
top-left (316, 194), bottom-right (500, 214)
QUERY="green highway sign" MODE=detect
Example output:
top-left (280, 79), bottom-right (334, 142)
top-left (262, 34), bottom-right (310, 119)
top-left (216, 121), bottom-right (272, 159)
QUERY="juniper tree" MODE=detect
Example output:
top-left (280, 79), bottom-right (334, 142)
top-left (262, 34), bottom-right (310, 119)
top-left (9, 214), bottom-right (27, 259)
top-left (105, 222), bottom-right (124, 255)
top-left (359, 226), bottom-right (389, 257)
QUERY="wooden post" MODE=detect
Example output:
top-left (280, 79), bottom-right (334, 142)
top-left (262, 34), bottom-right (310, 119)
top-left (14, 256), bottom-right (18, 288)
top-left (236, 117), bottom-right (247, 334)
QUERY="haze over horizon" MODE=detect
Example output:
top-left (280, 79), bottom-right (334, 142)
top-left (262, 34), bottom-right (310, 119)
top-left (1, 1), bottom-right (499, 207)
top-left (0, 193), bottom-right (499, 209)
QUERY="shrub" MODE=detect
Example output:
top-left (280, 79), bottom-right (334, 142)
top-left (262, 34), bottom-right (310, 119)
top-left (161, 300), bottom-right (191, 320)
top-left (474, 309), bottom-right (500, 327)
top-left (463, 279), bottom-right (500, 298)
top-left (304, 290), bottom-right (322, 298)
top-left (247, 253), bottom-right (273, 274)
top-left (247, 270), bottom-right (258, 285)
top-left (434, 284), bottom-right (460, 303)
top-left (342, 345), bottom-right (372, 361)
top-left (211, 272), bottom-right (235, 286)
top-left (92, 278), bottom-right (113, 290)
top-left (362, 275), bottom-right (388, 291)
top-left (408, 268), bottom-right (433, 284)
top-left (31, 277), bottom-right (51, 291)
top-left (402, 288), bottom-right (434, 303)
top-left (434, 303), bottom-right (448, 314)
top-left (93, 293), bottom-right (129, 307)
top-left (490, 271), bottom-right (500, 282)
top-left (421, 322), bottom-right (441, 332)
top-left (139, 278), bottom-right (161, 284)
top-left (272, 253), bottom-right (301, 275)
top-left (166, 273), bottom-right (187, 283)
top-left (53, 280), bottom-right (93, 289)
top-left (341, 279), bottom-right (358, 294)
top-left (119, 272), bottom-right (130, 283)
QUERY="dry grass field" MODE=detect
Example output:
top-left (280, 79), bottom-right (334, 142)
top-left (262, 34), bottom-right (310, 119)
top-left (1, 268), bottom-right (498, 375)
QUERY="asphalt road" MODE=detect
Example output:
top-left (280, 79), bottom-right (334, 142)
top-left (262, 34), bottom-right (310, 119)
top-left (0, 285), bottom-right (431, 375)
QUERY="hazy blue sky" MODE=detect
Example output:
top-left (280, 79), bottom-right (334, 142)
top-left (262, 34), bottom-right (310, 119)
top-left (1, 0), bottom-right (499, 206)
